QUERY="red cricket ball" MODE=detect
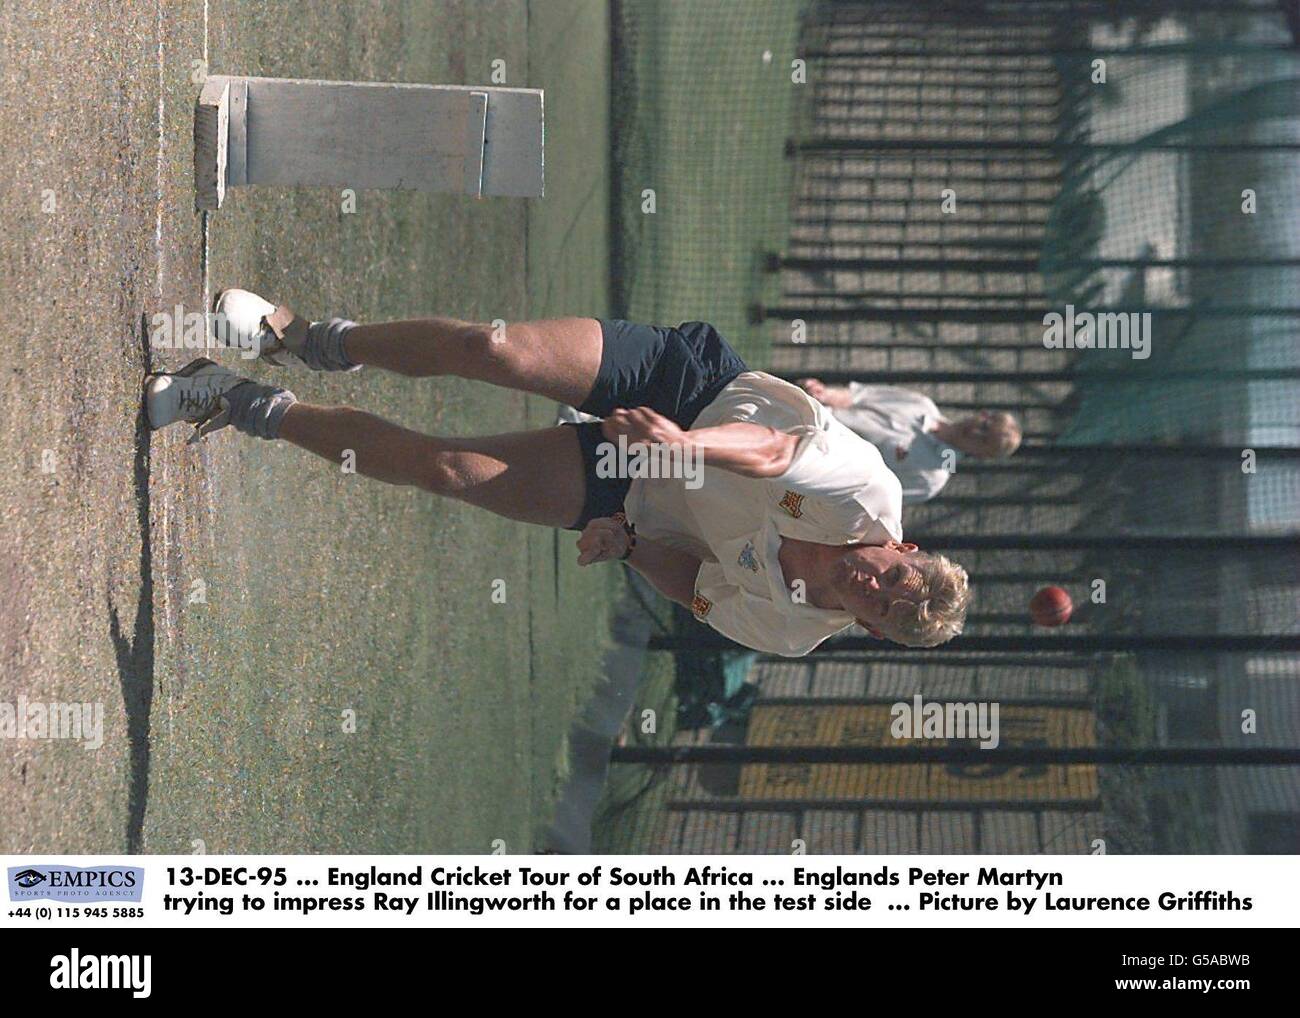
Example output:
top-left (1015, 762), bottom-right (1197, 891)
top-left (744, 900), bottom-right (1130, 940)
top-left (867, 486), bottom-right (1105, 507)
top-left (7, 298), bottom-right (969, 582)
top-left (1030, 586), bottom-right (1073, 627)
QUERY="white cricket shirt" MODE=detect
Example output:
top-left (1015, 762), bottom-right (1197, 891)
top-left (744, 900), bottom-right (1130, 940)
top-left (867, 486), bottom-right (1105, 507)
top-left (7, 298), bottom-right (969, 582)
top-left (623, 371), bottom-right (903, 657)
top-left (832, 383), bottom-right (958, 503)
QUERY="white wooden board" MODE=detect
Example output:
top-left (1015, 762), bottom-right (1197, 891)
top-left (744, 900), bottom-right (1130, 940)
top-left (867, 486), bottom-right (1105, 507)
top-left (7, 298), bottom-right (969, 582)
top-left (195, 75), bottom-right (543, 209)
top-left (194, 78), bottom-right (229, 210)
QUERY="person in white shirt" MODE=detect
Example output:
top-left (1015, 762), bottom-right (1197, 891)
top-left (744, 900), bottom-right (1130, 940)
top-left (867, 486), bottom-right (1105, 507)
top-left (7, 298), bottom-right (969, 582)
top-left (795, 378), bottom-right (1022, 503)
top-left (146, 299), bottom-right (971, 653)
top-left (600, 372), bottom-right (969, 654)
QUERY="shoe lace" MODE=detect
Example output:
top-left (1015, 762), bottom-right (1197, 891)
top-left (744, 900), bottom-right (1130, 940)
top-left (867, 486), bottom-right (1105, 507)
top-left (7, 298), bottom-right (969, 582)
top-left (179, 385), bottom-right (223, 417)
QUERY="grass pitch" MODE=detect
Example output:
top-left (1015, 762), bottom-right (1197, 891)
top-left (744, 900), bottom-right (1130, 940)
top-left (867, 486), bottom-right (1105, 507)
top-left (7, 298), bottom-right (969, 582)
top-left (0, 0), bottom-right (612, 854)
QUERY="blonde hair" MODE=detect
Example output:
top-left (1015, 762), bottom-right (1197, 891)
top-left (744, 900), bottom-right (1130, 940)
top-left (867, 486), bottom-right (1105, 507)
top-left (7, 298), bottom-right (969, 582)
top-left (880, 552), bottom-right (971, 648)
top-left (989, 412), bottom-right (1022, 458)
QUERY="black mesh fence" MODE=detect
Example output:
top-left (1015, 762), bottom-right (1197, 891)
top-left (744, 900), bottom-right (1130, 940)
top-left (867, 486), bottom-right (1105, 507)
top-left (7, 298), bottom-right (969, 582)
top-left (595, 0), bottom-right (1300, 855)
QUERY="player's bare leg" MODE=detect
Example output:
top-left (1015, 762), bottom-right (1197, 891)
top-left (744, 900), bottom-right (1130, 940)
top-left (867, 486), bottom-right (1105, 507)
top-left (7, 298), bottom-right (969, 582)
top-left (211, 289), bottom-right (603, 408)
top-left (146, 356), bottom-right (588, 527)
top-left (276, 403), bottom-right (587, 528)
top-left (343, 317), bottom-right (603, 408)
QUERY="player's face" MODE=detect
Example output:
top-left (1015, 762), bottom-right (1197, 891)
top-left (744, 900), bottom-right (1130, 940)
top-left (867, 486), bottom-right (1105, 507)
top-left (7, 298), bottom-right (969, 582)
top-left (959, 412), bottom-right (1005, 458)
top-left (834, 541), bottom-right (923, 636)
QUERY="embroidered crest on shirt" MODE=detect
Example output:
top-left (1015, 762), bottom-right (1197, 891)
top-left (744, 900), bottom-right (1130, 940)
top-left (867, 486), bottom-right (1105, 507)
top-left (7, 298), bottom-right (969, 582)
top-left (778, 490), bottom-right (805, 518)
top-left (737, 541), bottom-right (760, 572)
top-left (691, 594), bottom-right (713, 620)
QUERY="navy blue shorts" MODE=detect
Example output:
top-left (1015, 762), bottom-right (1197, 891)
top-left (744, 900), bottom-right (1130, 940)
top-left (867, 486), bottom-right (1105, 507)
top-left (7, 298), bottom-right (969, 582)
top-left (564, 319), bottom-right (747, 529)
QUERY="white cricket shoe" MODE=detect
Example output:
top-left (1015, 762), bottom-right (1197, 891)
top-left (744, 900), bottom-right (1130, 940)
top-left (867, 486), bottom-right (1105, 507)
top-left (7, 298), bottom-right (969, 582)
top-left (145, 357), bottom-right (247, 443)
top-left (212, 288), bottom-right (309, 367)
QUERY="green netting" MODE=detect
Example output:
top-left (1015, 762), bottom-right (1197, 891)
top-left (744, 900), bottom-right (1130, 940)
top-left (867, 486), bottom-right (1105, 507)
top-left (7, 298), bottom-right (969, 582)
top-left (1042, 38), bottom-right (1300, 451)
top-left (610, 0), bottom-right (810, 365)
top-left (592, 0), bottom-right (1300, 857)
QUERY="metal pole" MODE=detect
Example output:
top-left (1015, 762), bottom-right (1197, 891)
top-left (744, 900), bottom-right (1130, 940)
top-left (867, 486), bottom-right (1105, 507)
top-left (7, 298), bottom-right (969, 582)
top-left (919, 399), bottom-right (1066, 411)
top-left (803, 43), bottom-right (1296, 59)
top-left (779, 289), bottom-right (1049, 303)
top-left (968, 573), bottom-right (1096, 584)
top-left (908, 534), bottom-right (1297, 551)
top-left (771, 367), bottom-right (1300, 384)
top-left (792, 139), bottom-right (1300, 153)
top-left (790, 215), bottom-right (1047, 228)
top-left (812, 99), bottom-right (1063, 115)
top-left (953, 460), bottom-right (1225, 473)
top-left (792, 143), bottom-right (1061, 162)
top-left (758, 307), bottom-right (1300, 325)
top-left (771, 339), bottom-right (1054, 352)
top-left (646, 634), bottom-right (1300, 653)
top-left (801, 170), bottom-right (1064, 185)
top-left (610, 746), bottom-right (1300, 765)
top-left (755, 695), bottom-right (1089, 708)
top-left (805, 72), bottom-right (1062, 89)
top-left (1013, 445), bottom-right (1300, 460)
top-left (662, 798), bottom-right (1099, 813)
top-left (822, 0), bottom-right (1281, 14)
top-left (798, 183), bottom-right (1059, 203)
top-left (767, 254), bottom-right (1300, 272)
top-left (886, 495), bottom-right (1083, 506)
top-left (758, 653), bottom-right (1091, 668)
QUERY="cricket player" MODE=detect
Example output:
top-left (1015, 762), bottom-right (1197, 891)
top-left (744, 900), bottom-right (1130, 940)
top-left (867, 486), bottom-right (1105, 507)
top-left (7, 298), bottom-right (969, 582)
top-left (145, 291), bottom-right (970, 653)
top-left (796, 378), bottom-right (1021, 503)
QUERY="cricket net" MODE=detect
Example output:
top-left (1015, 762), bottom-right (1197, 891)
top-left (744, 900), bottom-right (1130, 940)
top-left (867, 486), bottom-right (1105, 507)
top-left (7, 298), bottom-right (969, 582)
top-left (596, 0), bottom-right (1300, 855)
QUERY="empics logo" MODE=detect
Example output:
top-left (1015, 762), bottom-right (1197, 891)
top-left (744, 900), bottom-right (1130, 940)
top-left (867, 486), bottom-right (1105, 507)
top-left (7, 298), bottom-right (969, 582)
top-left (50, 949), bottom-right (151, 998)
top-left (8, 865), bottom-right (144, 903)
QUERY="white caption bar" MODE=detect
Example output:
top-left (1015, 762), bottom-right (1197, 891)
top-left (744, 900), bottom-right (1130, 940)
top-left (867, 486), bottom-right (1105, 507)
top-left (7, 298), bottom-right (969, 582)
top-left (2, 855), bottom-right (1294, 928)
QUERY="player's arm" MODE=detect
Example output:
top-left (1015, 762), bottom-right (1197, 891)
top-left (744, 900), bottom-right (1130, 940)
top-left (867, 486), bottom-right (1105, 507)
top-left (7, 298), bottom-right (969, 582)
top-left (576, 519), bottom-right (702, 606)
top-left (795, 378), bottom-right (854, 408)
top-left (602, 408), bottom-right (798, 478)
top-left (686, 422), bottom-right (798, 477)
top-left (624, 538), bottom-right (704, 606)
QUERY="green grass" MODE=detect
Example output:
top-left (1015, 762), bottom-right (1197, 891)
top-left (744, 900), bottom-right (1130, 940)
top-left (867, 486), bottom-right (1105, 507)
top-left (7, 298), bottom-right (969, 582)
top-left (0, 0), bottom-right (613, 855)
top-left (590, 649), bottom-right (679, 854)
top-left (1, 0), bottom-right (806, 857)
top-left (611, 0), bottom-right (807, 366)
top-left (1094, 655), bottom-right (1214, 854)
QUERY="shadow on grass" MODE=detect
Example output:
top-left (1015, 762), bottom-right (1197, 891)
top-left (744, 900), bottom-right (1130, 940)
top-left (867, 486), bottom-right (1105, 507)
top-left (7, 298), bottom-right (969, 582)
top-left (108, 312), bottom-right (155, 853)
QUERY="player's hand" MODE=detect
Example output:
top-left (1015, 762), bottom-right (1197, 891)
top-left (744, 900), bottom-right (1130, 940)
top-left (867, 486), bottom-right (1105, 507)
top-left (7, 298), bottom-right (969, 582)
top-left (796, 378), bottom-right (852, 408)
top-left (577, 517), bottom-right (632, 566)
top-left (795, 377), bottom-right (827, 400)
top-left (601, 407), bottom-right (688, 448)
